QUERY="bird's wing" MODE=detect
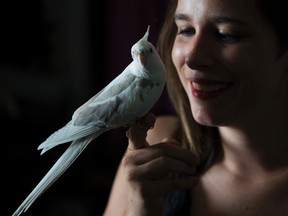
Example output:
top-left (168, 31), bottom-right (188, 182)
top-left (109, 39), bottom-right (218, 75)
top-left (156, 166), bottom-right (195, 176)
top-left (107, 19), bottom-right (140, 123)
top-left (37, 121), bottom-right (105, 154)
top-left (37, 68), bottom-right (137, 152)
top-left (73, 69), bottom-right (138, 126)
top-left (72, 64), bottom-right (135, 121)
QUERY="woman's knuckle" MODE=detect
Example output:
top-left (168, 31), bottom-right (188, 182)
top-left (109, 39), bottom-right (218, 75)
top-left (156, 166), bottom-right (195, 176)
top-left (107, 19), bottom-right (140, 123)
top-left (158, 156), bottom-right (169, 168)
top-left (122, 153), bottom-right (134, 166)
top-left (125, 169), bottom-right (138, 181)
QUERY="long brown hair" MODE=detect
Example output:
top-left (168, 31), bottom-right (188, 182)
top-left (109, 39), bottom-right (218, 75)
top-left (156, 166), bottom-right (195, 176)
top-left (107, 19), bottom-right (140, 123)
top-left (157, 1), bottom-right (218, 169)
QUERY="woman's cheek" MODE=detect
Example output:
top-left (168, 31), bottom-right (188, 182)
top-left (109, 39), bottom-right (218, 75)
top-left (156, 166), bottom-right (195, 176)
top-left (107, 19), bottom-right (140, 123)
top-left (171, 44), bottom-right (182, 71)
top-left (172, 44), bottom-right (190, 92)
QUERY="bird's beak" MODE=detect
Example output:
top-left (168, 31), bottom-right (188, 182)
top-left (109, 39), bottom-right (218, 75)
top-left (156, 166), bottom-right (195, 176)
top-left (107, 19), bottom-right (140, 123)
top-left (139, 52), bottom-right (146, 67)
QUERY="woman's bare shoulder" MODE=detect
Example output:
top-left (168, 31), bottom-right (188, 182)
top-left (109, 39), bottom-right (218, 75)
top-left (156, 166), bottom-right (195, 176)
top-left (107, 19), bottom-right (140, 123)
top-left (146, 115), bottom-right (180, 144)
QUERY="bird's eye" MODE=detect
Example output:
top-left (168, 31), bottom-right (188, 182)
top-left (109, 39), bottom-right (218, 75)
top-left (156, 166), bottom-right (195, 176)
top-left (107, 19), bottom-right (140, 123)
top-left (149, 48), bottom-right (153, 53)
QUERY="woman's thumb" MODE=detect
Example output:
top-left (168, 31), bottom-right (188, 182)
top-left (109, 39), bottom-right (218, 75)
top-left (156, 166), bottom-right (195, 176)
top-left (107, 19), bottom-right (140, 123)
top-left (126, 113), bottom-right (156, 150)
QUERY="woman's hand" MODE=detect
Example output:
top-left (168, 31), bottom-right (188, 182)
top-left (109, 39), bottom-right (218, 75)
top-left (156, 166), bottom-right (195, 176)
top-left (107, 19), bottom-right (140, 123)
top-left (123, 113), bottom-right (199, 216)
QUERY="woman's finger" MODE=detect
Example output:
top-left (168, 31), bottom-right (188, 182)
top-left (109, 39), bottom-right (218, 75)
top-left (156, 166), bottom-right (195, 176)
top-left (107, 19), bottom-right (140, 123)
top-left (126, 112), bottom-right (156, 150)
top-left (123, 142), bottom-right (200, 168)
top-left (124, 154), bottom-right (196, 180)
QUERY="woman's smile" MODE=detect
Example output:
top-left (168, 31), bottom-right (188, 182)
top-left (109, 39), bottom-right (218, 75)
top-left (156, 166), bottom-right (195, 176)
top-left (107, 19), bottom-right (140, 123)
top-left (190, 79), bottom-right (234, 99)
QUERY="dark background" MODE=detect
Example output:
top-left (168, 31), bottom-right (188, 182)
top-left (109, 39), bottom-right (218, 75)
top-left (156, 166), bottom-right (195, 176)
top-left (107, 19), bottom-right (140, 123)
top-left (1, 0), bottom-right (174, 215)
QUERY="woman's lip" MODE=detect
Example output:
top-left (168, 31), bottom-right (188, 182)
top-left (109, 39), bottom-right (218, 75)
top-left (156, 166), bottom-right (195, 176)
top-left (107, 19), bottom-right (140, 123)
top-left (190, 78), bottom-right (231, 84)
top-left (190, 79), bottom-right (234, 99)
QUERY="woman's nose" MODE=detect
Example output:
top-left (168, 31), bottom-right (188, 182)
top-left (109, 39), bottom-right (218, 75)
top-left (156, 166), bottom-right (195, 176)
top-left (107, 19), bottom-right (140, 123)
top-left (185, 34), bottom-right (216, 70)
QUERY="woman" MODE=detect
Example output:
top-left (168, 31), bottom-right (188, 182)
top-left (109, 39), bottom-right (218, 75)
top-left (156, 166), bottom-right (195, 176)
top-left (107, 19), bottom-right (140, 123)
top-left (104, 0), bottom-right (288, 215)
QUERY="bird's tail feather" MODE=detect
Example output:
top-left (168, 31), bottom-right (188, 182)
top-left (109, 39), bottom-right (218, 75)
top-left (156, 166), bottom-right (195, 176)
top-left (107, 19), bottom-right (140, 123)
top-left (12, 136), bottom-right (94, 216)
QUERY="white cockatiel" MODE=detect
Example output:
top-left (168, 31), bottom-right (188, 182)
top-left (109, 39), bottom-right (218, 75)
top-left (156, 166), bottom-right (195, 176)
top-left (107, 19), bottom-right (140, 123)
top-left (12, 25), bottom-right (167, 216)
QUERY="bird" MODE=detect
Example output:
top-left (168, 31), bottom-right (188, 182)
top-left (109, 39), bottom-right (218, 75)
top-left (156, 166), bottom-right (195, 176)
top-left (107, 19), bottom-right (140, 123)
top-left (12, 25), bottom-right (167, 216)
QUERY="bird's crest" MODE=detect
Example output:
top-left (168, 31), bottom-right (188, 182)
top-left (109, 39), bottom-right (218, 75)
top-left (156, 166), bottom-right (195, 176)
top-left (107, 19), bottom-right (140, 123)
top-left (142, 25), bottom-right (150, 41)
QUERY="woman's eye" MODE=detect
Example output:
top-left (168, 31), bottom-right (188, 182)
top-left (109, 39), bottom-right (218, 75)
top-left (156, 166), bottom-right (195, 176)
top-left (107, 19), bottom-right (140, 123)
top-left (177, 27), bottom-right (195, 37)
top-left (216, 31), bottom-right (243, 42)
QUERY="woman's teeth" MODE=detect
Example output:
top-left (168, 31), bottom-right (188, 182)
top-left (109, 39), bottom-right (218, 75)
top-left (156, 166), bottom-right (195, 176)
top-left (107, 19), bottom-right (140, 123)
top-left (192, 82), bottom-right (228, 92)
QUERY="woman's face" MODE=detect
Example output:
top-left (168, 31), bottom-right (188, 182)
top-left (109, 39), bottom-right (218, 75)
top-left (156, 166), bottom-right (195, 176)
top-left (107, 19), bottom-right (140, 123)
top-left (172, 0), bottom-right (288, 127)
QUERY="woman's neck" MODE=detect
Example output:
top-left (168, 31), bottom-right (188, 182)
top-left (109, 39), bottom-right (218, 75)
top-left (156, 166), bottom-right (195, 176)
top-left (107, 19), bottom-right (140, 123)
top-left (218, 121), bottom-right (288, 178)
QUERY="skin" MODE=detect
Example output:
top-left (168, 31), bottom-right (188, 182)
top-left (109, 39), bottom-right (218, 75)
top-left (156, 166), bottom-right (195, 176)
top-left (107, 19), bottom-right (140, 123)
top-left (103, 114), bottom-right (199, 216)
top-left (104, 0), bottom-right (288, 215)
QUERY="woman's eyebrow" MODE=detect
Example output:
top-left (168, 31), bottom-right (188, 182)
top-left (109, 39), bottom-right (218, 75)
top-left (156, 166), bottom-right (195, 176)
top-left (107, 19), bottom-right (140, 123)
top-left (174, 13), bottom-right (191, 22)
top-left (212, 16), bottom-right (248, 25)
top-left (174, 13), bottom-right (247, 26)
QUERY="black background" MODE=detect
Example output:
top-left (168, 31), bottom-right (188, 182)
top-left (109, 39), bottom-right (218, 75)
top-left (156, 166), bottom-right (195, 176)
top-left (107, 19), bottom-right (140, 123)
top-left (1, 0), bottom-right (173, 215)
